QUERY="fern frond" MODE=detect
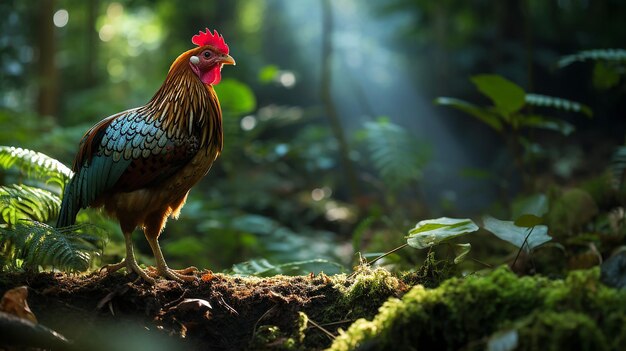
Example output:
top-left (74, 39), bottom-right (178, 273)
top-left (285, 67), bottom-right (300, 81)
top-left (0, 184), bottom-right (61, 225)
top-left (0, 221), bottom-right (106, 272)
top-left (525, 94), bottom-right (593, 117)
top-left (0, 146), bottom-right (73, 190)
top-left (363, 118), bottom-right (430, 190)
top-left (558, 49), bottom-right (626, 68)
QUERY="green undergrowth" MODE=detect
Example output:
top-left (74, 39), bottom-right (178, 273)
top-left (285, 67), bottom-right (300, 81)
top-left (327, 266), bottom-right (626, 351)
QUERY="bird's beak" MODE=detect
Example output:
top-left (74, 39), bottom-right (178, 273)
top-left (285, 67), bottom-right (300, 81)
top-left (220, 54), bottom-right (236, 66)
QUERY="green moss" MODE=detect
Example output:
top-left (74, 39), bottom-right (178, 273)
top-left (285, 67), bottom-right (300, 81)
top-left (400, 251), bottom-right (455, 288)
top-left (328, 267), bottom-right (626, 351)
top-left (331, 267), bottom-right (405, 319)
top-left (248, 311), bottom-right (309, 350)
top-left (516, 311), bottom-right (608, 351)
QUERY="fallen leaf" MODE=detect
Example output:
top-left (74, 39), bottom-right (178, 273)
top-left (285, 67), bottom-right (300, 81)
top-left (201, 271), bottom-right (215, 282)
top-left (0, 286), bottom-right (37, 323)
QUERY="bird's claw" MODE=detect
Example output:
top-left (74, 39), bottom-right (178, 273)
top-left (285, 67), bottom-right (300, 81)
top-left (100, 260), bottom-right (128, 274)
top-left (146, 266), bottom-right (199, 282)
top-left (100, 259), bottom-right (156, 285)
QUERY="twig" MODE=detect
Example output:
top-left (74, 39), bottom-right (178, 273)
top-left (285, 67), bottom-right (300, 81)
top-left (348, 243), bottom-right (408, 279)
top-left (513, 226), bottom-right (535, 267)
top-left (470, 257), bottom-right (493, 268)
top-left (368, 243), bottom-right (408, 267)
top-left (251, 305), bottom-right (278, 340)
top-left (219, 295), bottom-right (239, 316)
top-left (314, 319), bottom-right (355, 328)
top-left (308, 318), bottom-right (336, 340)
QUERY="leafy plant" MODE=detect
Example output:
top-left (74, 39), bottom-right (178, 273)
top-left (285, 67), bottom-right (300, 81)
top-left (0, 145), bottom-right (106, 272)
top-left (559, 49), bottom-right (626, 90)
top-left (482, 216), bottom-right (551, 253)
top-left (358, 217), bottom-right (479, 271)
top-left (0, 184), bottom-right (60, 225)
top-left (557, 49), bottom-right (626, 68)
top-left (360, 117), bottom-right (430, 192)
top-left (0, 221), bottom-right (106, 272)
top-left (435, 74), bottom-right (592, 188)
top-left (435, 74), bottom-right (592, 137)
top-left (0, 146), bottom-right (72, 190)
top-left (407, 217), bottom-right (478, 264)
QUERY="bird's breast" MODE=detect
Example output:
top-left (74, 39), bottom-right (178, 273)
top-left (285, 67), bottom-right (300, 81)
top-left (103, 144), bottom-right (219, 226)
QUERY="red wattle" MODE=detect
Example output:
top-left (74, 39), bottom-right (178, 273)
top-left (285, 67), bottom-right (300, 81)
top-left (201, 66), bottom-right (222, 85)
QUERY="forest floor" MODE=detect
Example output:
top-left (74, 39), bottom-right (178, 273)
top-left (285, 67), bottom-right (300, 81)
top-left (0, 266), bottom-right (414, 351)
top-left (2, 262), bottom-right (625, 351)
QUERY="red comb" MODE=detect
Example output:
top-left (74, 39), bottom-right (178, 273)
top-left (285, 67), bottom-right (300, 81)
top-left (191, 28), bottom-right (229, 54)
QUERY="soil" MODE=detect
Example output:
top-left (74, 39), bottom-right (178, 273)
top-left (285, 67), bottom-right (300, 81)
top-left (0, 270), bottom-right (378, 351)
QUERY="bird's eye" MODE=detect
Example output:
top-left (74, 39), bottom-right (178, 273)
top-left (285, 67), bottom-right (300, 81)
top-left (203, 51), bottom-right (212, 58)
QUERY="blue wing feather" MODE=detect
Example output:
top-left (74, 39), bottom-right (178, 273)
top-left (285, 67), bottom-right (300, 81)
top-left (57, 107), bottom-right (198, 227)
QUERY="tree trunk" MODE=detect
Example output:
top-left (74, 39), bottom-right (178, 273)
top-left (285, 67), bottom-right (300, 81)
top-left (36, 0), bottom-right (58, 119)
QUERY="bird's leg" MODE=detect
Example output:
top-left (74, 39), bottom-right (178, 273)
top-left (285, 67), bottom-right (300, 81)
top-left (101, 231), bottom-right (156, 284)
top-left (144, 234), bottom-right (198, 282)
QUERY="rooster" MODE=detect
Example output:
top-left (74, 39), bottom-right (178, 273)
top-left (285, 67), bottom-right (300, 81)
top-left (56, 28), bottom-right (235, 283)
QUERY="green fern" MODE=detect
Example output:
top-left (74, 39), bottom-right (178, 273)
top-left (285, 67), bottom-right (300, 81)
top-left (0, 146), bottom-right (73, 190)
top-left (363, 118), bottom-right (430, 191)
top-left (0, 184), bottom-right (61, 226)
top-left (0, 221), bottom-right (106, 272)
top-left (525, 94), bottom-right (593, 117)
top-left (558, 49), bottom-right (626, 68)
top-left (0, 145), bottom-right (110, 273)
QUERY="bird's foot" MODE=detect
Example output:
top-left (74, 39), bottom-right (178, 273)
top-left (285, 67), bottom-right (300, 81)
top-left (100, 259), bottom-right (156, 285)
top-left (147, 266), bottom-right (199, 282)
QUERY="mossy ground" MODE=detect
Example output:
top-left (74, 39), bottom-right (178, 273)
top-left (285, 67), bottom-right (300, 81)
top-left (329, 267), bottom-right (626, 351)
top-left (1, 265), bottom-right (624, 350)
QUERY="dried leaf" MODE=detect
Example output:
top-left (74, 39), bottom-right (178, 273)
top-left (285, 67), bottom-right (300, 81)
top-left (0, 286), bottom-right (37, 323)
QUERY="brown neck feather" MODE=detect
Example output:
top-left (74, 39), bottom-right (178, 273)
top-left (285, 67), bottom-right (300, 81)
top-left (143, 48), bottom-right (223, 152)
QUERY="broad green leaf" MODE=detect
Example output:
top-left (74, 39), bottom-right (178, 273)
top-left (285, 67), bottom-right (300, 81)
top-left (407, 217), bottom-right (479, 249)
top-left (525, 94), bottom-right (592, 117)
top-left (514, 214), bottom-right (543, 228)
top-left (453, 243), bottom-right (471, 264)
top-left (214, 78), bottom-right (257, 116)
top-left (483, 216), bottom-right (551, 252)
top-left (593, 62), bottom-right (621, 90)
top-left (434, 97), bottom-right (503, 131)
top-left (258, 65), bottom-right (280, 83)
top-left (512, 193), bottom-right (549, 219)
top-left (470, 75), bottom-right (526, 115)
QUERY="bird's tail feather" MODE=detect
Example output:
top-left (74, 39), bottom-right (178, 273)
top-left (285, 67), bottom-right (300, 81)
top-left (56, 176), bottom-right (80, 228)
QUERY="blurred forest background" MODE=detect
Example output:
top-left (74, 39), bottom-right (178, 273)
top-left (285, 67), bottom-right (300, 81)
top-left (1, 0), bottom-right (625, 275)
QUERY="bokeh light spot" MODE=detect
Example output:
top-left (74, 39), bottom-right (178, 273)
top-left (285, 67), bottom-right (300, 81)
top-left (53, 9), bottom-right (69, 28)
top-left (240, 115), bottom-right (257, 131)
